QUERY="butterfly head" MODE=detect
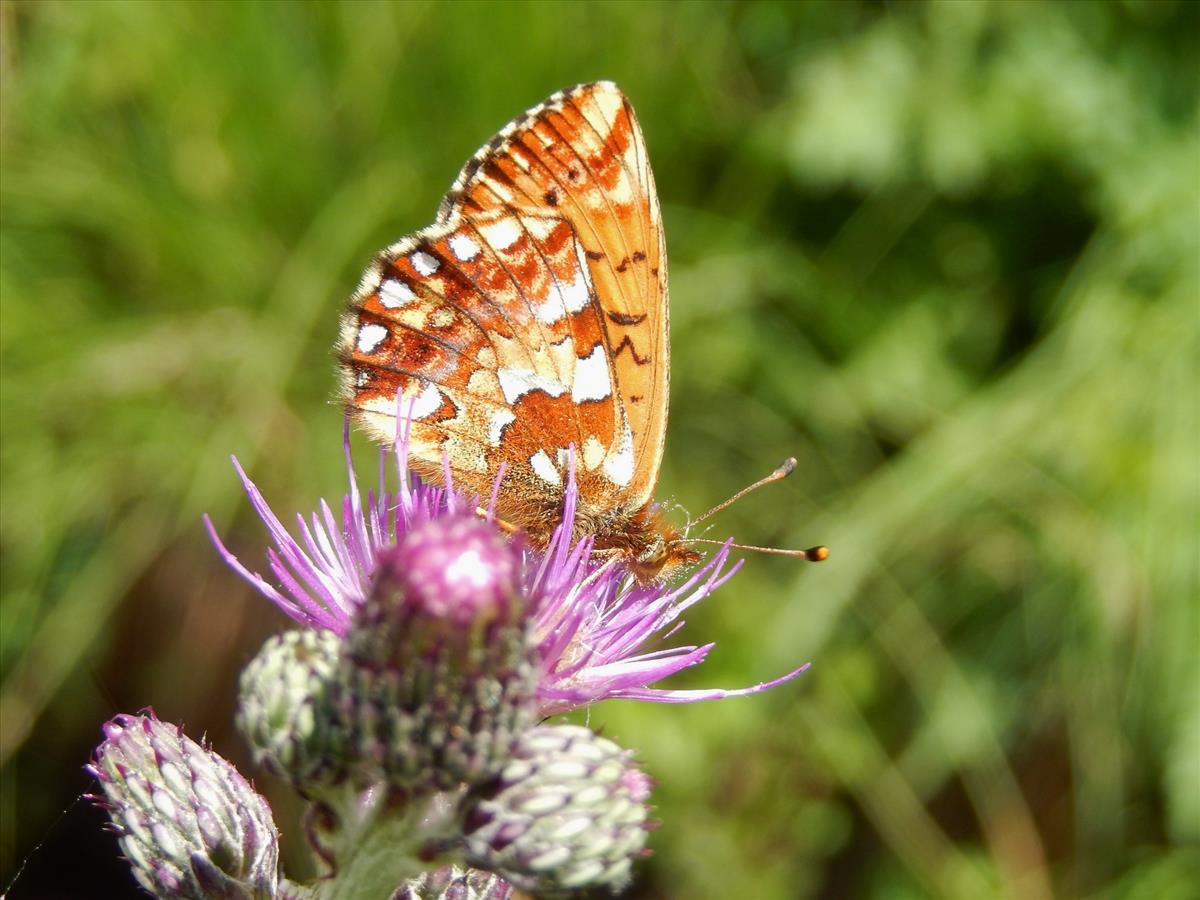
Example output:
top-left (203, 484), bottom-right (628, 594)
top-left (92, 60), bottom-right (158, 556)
top-left (600, 501), bottom-right (700, 585)
top-left (631, 520), bottom-right (702, 584)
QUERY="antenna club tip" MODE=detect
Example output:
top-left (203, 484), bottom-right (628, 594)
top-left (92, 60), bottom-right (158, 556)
top-left (806, 545), bottom-right (830, 562)
top-left (776, 457), bottom-right (798, 477)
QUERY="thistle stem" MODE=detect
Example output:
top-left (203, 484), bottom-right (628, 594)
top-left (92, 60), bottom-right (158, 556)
top-left (311, 785), bottom-right (460, 900)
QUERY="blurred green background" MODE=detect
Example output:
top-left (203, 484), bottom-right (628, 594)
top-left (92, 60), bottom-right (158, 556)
top-left (2, 0), bottom-right (1197, 897)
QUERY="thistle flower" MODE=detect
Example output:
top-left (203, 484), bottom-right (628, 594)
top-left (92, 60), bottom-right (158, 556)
top-left (206, 420), bottom-right (809, 714)
top-left (331, 516), bottom-right (539, 789)
top-left (459, 724), bottom-right (654, 895)
top-left (86, 712), bottom-right (280, 899)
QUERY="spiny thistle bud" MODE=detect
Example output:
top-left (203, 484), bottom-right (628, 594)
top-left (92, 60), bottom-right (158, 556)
top-left (87, 713), bottom-right (280, 899)
top-left (391, 865), bottom-right (514, 900)
top-left (461, 725), bottom-right (654, 895)
top-left (333, 516), bottom-right (539, 791)
top-left (237, 628), bottom-right (343, 793)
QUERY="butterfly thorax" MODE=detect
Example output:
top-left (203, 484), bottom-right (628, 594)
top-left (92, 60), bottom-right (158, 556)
top-left (585, 501), bottom-right (700, 583)
top-left (519, 489), bottom-right (699, 583)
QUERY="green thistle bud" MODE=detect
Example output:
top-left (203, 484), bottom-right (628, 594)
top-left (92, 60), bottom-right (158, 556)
top-left (333, 517), bottom-right (539, 791)
top-left (87, 713), bottom-right (280, 899)
top-left (391, 865), bottom-right (513, 900)
top-left (237, 628), bottom-right (343, 792)
top-left (461, 725), bottom-right (653, 896)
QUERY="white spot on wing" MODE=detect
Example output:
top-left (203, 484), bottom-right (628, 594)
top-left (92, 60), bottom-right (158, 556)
top-left (530, 449), bottom-right (561, 486)
top-left (560, 264), bottom-right (590, 313)
top-left (449, 233), bottom-right (480, 261)
top-left (589, 84), bottom-right (624, 135)
top-left (510, 148), bottom-right (533, 174)
top-left (583, 436), bottom-right (605, 470)
top-left (357, 323), bottom-right (388, 354)
top-left (411, 251), bottom-right (439, 276)
top-left (534, 297), bottom-right (563, 324)
top-left (483, 180), bottom-right (514, 203)
top-left (379, 279), bottom-right (416, 309)
top-left (534, 265), bottom-right (592, 324)
top-left (603, 418), bottom-right (635, 488)
top-left (360, 394), bottom-right (398, 417)
top-left (487, 408), bottom-right (516, 447)
top-left (497, 368), bottom-right (566, 405)
top-left (479, 216), bottom-right (522, 251)
top-left (523, 217), bottom-right (555, 240)
top-left (572, 342), bottom-right (612, 403)
top-left (406, 382), bottom-right (443, 419)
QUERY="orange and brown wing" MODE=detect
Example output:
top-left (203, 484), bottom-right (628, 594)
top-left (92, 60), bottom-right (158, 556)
top-left (437, 81), bottom-right (669, 509)
top-left (338, 205), bottom-right (634, 526)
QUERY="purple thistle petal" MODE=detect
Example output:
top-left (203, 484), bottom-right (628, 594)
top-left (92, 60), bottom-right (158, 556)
top-left (273, 518), bottom-right (352, 616)
top-left (317, 498), bottom-right (353, 579)
top-left (607, 663), bottom-right (813, 703)
top-left (207, 415), bottom-right (811, 714)
top-left (203, 516), bottom-right (311, 625)
top-left (339, 494), bottom-right (370, 591)
top-left (487, 462), bottom-right (507, 522)
top-left (264, 547), bottom-right (346, 631)
top-left (441, 452), bottom-right (457, 513)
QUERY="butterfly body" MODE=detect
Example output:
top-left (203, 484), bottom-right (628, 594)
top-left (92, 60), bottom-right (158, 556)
top-left (339, 82), bottom-right (699, 580)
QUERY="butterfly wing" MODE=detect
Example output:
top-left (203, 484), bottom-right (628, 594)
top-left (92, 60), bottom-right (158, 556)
top-left (339, 82), bottom-right (669, 528)
top-left (438, 81), bottom-right (669, 510)
top-left (339, 205), bottom-right (632, 527)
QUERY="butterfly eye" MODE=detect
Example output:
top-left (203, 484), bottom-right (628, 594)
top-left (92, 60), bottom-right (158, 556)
top-left (638, 538), bottom-right (665, 564)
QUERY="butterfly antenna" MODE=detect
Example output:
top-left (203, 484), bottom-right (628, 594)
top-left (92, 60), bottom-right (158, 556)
top-left (686, 457), bottom-right (828, 562)
top-left (688, 539), bottom-right (829, 562)
top-left (690, 457), bottom-right (799, 525)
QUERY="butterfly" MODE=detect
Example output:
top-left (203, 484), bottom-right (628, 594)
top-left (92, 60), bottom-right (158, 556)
top-left (338, 81), bottom-right (825, 581)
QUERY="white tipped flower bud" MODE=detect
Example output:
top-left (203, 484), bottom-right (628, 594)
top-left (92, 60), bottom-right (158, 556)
top-left (87, 713), bottom-right (280, 899)
top-left (461, 725), bottom-right (654, 895)
top-left (237, 628), bottom-right (343, 792)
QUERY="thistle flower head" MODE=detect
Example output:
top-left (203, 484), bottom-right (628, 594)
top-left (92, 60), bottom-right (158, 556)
top-left (375, 515), bottom-right (523, 627)
top-left (206, 419), bottom-right (809, 716)
top-left (460, 724), bottom-right (654, 895)
top-left (86, 712), bottom-right (280, 899)
top-left (333, 514), bottom-right (539, 790)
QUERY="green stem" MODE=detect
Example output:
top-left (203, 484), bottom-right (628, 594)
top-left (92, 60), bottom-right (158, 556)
top-left (307, 785), bottom-right (461, 900)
